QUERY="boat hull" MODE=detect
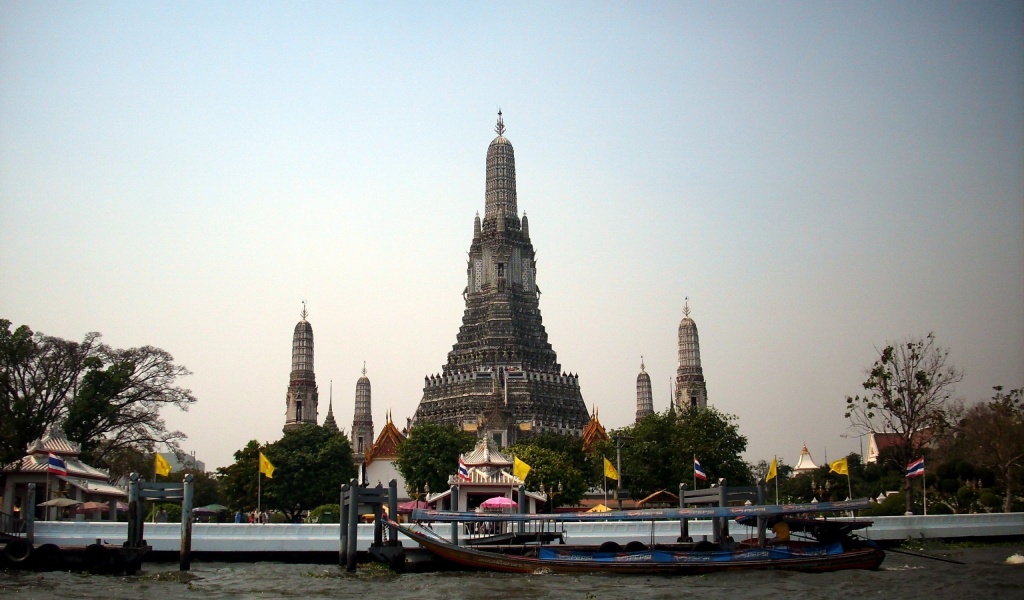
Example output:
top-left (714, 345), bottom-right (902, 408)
top-left (395, 524), bottom-right (884, 575)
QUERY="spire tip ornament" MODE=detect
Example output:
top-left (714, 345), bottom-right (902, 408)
top-left (301, 300), bottom-right (308, 321)
top-left (683, 296), bottom-right (690, 318)
top-left (495, 108), bottom-right (506, 136)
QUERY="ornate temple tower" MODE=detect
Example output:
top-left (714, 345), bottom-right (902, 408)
top-left (284, 303), bottom-right (319, 432)
top-left (414, 112), bottom-right (590, 445)
top-left (636, 358), bottom-right (654, 422)
top-left (674, 298), bottom-right (708, 410)
top-left (323, 381), bottom-right (340, 433)
top-left (351, 363), bottom-right (374, 465)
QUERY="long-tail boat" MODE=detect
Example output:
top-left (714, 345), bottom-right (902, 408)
top-left (387, 499), bottom-right (884, 575)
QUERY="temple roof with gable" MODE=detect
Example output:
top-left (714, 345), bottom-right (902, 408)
top-left (364, 416), bottom-right (406, 465)
top-left (581, 407), bottom-right (609, 453)
top-left (2, 426), bottom-right (115, 483)
top-left (26, 425), bottom-right (80, 456)
top-left (461, 436), bottom-right (512, 467)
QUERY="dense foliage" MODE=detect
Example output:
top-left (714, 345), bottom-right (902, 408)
top-left (394, 422), bottom-right (476, 497)
top-left (504, 442), bottom-right (586, 509)
top-left (217, 425), bottom-right (356, 520)
top-left (593, 407), bottom-right (750, 499)
top-left (0, 319), bottom-right (196, 469)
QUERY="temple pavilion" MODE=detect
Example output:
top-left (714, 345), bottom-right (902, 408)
top-left (426, 437), bottom-right (546, 513)
top-left (1, 426), bottom-right (126, 521)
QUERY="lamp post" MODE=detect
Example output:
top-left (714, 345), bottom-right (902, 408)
top-left (613, 435), bottom-right (631, 510)
top-left (841, 432), bottom-right (865, 462)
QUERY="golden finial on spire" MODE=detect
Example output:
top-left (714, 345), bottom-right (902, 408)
top-left (495, 108), bottom-right (506, 136)
top-left (301, 300), bottom-right (308, 321)
top-left (640, 356), bottom-right (646, 372)
top-left (683, 296), bottom-right (690, 318)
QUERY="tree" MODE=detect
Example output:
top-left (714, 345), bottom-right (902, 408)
top-left (216, 440), bottom-right (262, 511)
top-left (395, 422), bottom-right (476, 497)
top-left (64, 344), bottom-right (195, 466)
top-left (263, 425), bottom-right (356, 521)
top-left (516, 431), bottom-right (599, 489)
top-left (1, 319), bottom-right (196, 468)
top-left (602, 407), bottom-right (750, 499)
top-left (1, 321), bottom-right (98, 466)
top-left (956, 386), bottom-right (1024, 512)
top-left (845, 333), bottom-right (963, 513)
top-left (504, 443), bottom-right (586, 509)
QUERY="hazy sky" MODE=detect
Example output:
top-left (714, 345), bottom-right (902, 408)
top-left (2, 2), bottom-right (1021, 472)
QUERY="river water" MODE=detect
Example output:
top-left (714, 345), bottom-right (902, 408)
top-left (2, 546), bottom-right (1023, 600)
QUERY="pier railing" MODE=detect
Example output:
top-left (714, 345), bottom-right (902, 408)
top-left (0, 509), bottom-right (26, 538)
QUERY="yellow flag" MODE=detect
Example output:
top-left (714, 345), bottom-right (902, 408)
top-left (259, 452), bottom-right (275, 478)
top-left (766, 457), bottom-right (778, 482)
top-left (154, 453), bottom-right (171, 477)
top-left (829, 457), bottom-right (848, 476)
top-left (513, 456), bottom-right (531, 481)
top-left (604, 457), bottom-right (619, 481)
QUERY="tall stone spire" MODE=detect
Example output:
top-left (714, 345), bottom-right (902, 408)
top-left (674, 298), bottom-right (708, 410)
top-left (351, 362), bottom-right (374, 464)
top-left (284, 301), bottom-right (319, 432)
top-left (636, 357), bottom-right (653, 422)
top-left (484, 109), bottom-right (518, 222)
top-left (415, 113), bottom-right (589, 444)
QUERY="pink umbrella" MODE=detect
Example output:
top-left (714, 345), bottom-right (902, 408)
top-left (479, 496), bottom-right (517, 510)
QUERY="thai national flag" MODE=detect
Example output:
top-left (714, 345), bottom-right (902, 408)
top-left (906, 457), bottom-right (925, 479)
top-left (458, 457), bottom-right (470, 482)
top-left (47, 453), bottom-right (67, 476)
top-left (694, 457), bottom-right (708, 481)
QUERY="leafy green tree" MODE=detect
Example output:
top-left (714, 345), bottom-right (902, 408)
top-left (845, 333), bottom-right (963, 513)
top-left (395, 422), bottom-right (476, 496)
top-left (604, 407), bottom-right (750, 499)
top-left (262, 425), bottom-right (357, 521)
top-left (0, 319), bottom-right (196, 468)
top-left (504, 444), bottom-right (586, 509)
top-left (216, 440), bottom-right (263, 511)
top-left (515, 431), bottom-right (599, 491)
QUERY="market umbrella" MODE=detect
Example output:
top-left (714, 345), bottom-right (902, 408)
top-left (193, 503), bottom-right (230, 514)
top-left (37, 498), bottom-right (82, 508)
top-left (198, 503), bottom-right (230, 512)
top-left (77, 501), bottom-right (110, 512)
top-left (586, 504), bottom-right (613, 513)
top-left (397, 500), bottom-right (431, 514)
top-left (479, 496), bottom-right (517, 510)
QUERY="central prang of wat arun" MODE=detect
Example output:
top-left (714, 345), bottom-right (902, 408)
top-left (413, 112), bottom-right (590, 445)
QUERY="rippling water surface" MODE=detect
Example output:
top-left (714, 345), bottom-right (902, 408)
top-left (3, 547), bottom-right (1023, 600)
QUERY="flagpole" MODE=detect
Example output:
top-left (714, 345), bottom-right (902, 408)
top-left (257, 470), bottom-right (261, 517)
top-left (923, 474), bottom-right (927, 516)
top-left (774, 456), bottom-right (779, 505)
top-left (693, 456), bottom-right (697, 490)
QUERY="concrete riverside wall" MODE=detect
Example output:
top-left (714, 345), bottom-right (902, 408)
top-left (29, 512), bottom-right (1024, 553)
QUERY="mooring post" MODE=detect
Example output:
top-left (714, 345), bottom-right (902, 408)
top-left (679, 482), bottom-right (689, 542)
top-left (718, 479), bottom-right (728, 543)
top-left (450, 484), bottom-right (459, 546)
top-left (372, 483), bottom-right (384, 548)
top-left (346, 479), bottom-right (359, 571)
top-left (387, 480), bottom-right (399, 547)
top-left (339, 483), bottom-right (348, 565)
top-left (517, 484), bottom-right (526, 534)
top-left (756, 478), bottom-right (767, 548)
top-left (25, 483), bottom-right (36, 545)
top-left (180, 473), bottom-right (194, 571)
top-left (126, 473), bottom-right (140, 548)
